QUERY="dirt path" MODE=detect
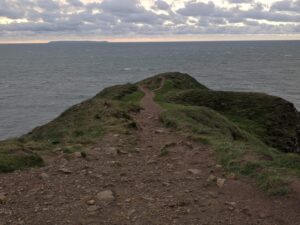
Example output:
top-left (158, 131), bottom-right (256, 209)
top-left (0, 84), bottom-right (300, 225)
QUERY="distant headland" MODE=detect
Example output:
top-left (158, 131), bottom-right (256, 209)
top-left (48, 41), bottom-right (109, 44)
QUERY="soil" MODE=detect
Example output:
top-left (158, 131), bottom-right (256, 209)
top-left (0, 83), bottom-right (299, 225)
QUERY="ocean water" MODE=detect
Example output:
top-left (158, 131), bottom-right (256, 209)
top-left (0, 41), bottom-right (299, 140)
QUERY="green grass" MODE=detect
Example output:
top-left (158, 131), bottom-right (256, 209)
top-left (0, 83), bottom-right (144, 172)
top-left (158, 86), bottom-right (299, 153)
top-left (146, 72), bottom-right (300, 195)
top-left (159, 102), bottom-right (300, 195)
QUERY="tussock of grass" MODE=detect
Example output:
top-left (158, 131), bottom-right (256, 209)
top-left (0, 83), bottom-right (144, 172)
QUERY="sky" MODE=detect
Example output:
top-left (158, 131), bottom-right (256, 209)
top-left (0, 0), bottom-right (300, 43)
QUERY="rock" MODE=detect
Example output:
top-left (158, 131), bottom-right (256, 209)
top-left (155, 129), bottom-right (165, 134)
top-left (106, 147), bottom-right (118, 156)
top-left (225, 201), bottom-right (237, 207)
top-left (0, 193), bottom-right (7, 204)
top-left (96, 190), bottom-right (115, 202)
top-left (227, 172), bottom-right (237, 180)
top-left (146, 159), bottom-right (157, 164)
top-left (217, 178), bottom-right (226, 188)
top-left (87, 206), bottom-right (99, 212)
top-left (259, 212), bottom-right (268, 219)
top-left (125, 198), bottom-right (131, 203)
top-left (188, 169), bottom-right (201, 175)
top-left (40, 173), bottom-right (50, 180)
top-left (58, 168), bottom-right (72, 174)
top-left (74, 151), bottom-right (83, 158)
top-left (117, 149), bottom-right (128, 155)
top-left (207, 174), bottom-right (217, 183)
top-left (87, 200), bottom-right (96, 205)
top-left (215, 164), bottom-right (222, 169)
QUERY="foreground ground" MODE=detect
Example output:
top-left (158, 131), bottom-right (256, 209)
top-left (0, 83), bottom-right (299, 225)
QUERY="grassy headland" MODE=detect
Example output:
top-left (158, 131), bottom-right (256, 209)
top-left (1, 72), bottom-right (299, 196)
top-left (141, 72), bottom-right (300, 195)
top-left (0, 83), bottom-right (143, 172)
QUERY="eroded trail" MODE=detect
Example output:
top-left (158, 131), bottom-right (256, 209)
top-left (0, 84), bottom-right (300, 225)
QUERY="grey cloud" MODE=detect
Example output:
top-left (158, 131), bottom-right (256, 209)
top-left (0, 0), bottom-right (299, 39)
top-left (154, 0), bottom-right (170, 10)
top-left (271, 0), bottom-right (300, 12)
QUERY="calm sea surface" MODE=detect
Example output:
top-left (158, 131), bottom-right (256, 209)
top-left (0, 41), bottom-right (300, 140)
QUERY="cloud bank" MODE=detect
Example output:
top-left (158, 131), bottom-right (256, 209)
top-left (0, 0), bottom-right (299, 41)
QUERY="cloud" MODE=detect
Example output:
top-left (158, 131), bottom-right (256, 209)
top-left (0, 0), bottom-right (299, 40)
top-left (154, 0), bottom-right (170, 10)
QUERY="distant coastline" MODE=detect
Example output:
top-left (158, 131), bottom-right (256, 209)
top-left (48, 41), bottom-right (109, 44)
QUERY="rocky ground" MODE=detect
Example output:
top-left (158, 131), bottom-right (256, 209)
top-left (0, 84), bottom-right (299, 225)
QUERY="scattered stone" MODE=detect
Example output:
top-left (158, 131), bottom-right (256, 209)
top-left (141, 196), bottom-right (154, 202)
top-left (125, 198), bottom-right (131, 203)
top-left (207, 174), bottom-right (217, 183)
top-left (87, 206), bottom-right (99, 212)
top-left (40, 173), bottom-right (50, 180)
top-left (87, 200), bottom-right (96, 205)
top-left (225, 201), bottom-right (237, 207)
top-left (128, 209), bottom-right (136, 216)
top-left (106, 147), bottom-right (118, 156)
top-left (117, 149), bottom-right (128, 155)
top-left (96, 190), bottom-right (115, 202)
top-left (146, 159), bottom-right (157, 164)
top-left (58, 168), bottom-right (72, 174)
top-left (259, 212), bottom-right (268, 219)
top-left (155, 129), bottom-right (165, 134)
top-left (227, 173), bottom-right (238, 180)
top-left (188, 169), bottom-right (202, 175)
top-left (0, 193), bottom-right (7, 204)
top-left (208, 192), bottom-right (218, 199)
top-left (215, 164), bottom-right (222, 169)
top-left (74, 151), bottom-right (83, 158)
top-left (217, 178), bottom-right (226, 188)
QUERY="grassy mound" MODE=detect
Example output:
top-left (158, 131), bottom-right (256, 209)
top-left (147, 72), bottom-right (300, 195)
top-left (0, 83), bottom-right (143, 172)
top-left (150, 72), bottom-right (299, 153)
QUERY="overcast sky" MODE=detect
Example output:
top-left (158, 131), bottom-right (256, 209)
top-left (0, 0), bottom-right (299, 42)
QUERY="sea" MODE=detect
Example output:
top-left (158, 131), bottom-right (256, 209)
top-left (0, 41), bottom-right (299, 140)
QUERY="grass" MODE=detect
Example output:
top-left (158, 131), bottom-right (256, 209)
top-left (159, 84), bottom-right (299, 153)
top-left (0, 83), bottom-right (144, 172)
top-left (151, 72), bottom-right (300, 195)
top-left (159, 103), bottom-right (300, 195)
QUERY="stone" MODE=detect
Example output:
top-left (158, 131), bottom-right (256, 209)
top-left (58, 168), bottom-right (72, 174)
top-left (215, 164), bottom-right (222, 169)
top-left (106, 147), bottom-right (118, 156)
top-left (207, 174), bottom-right (217, 183)
top-left (40, 173), bottom-right (50, 180)
top-left (74, 152), bottom-right (82, 158)
top-left (155, 129), bottom-right (165, 134)
top-left (217, 178), bottom-right (226, 188)
top-left (87, 206), bottom-right (99, 212)
top-left (87, 200), bottom-right (96, 205)
top-left (117, 149), bottom-right (128, 155)
top-left (227, 173), bottom-right (237, 180)
top-left (188, 169), bottom-right (202, 175)
top-left (259, 212), bottom-right (268, 219)
top-left (96, 190), bottom-right (115, 202)
top-left (0, 193), bottom-right (6, 204)
top-left (225, 201), bottom-right (237, 207)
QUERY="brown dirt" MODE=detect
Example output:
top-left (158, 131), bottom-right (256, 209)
top-left (0, 84), bottom-right (300, 225)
